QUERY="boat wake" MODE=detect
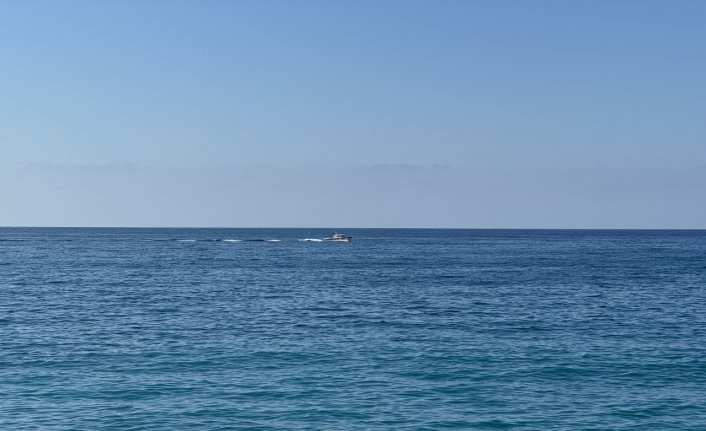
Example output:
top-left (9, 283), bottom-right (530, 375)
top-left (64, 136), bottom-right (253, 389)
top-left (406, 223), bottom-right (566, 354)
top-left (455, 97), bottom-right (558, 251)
top-left (175, 238), bottom-right (280, 243)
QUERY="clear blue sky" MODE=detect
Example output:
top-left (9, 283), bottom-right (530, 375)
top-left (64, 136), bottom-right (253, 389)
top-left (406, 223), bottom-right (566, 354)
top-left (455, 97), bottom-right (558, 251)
top-left (1, 1), bottom-right (705, 227)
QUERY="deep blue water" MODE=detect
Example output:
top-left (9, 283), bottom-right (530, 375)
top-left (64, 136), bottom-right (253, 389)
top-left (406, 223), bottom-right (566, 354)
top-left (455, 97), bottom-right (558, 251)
top-left (1, 228), bottom-right (706, 430)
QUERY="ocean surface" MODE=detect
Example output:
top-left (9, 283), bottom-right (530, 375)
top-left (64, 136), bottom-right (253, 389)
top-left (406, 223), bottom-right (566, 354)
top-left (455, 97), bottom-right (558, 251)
top-left (1, 228), bottom-right (705, 430)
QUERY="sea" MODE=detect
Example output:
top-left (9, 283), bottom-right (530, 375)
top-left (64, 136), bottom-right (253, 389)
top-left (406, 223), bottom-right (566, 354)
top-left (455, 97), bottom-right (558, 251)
top-left (1, 228), bottom-right (705, 430)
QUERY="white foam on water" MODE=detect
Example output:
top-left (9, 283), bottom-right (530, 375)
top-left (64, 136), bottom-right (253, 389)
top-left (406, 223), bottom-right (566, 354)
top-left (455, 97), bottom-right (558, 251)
top-left (177, 239), bottom-right (197, 242)
top-left (223, 239), bottom-right (242, 243)
top-left (299, 238), bottom-right (323, 242)
top-left (265, 239), bottom-right (281, 242)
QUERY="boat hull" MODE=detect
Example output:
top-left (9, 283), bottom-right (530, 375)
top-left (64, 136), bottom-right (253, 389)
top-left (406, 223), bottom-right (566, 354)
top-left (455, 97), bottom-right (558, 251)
top-left (323, 232), bottom-right (352, 242)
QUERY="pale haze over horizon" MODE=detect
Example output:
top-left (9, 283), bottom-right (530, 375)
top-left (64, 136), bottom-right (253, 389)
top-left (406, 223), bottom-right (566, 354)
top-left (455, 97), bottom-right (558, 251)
top-left (2, 1), bottom-right (705, 228)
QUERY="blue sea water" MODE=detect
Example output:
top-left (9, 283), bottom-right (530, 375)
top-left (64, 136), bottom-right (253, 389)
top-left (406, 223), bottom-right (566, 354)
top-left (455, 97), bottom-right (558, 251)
top-left (1, 228), bottom-right (705, 430)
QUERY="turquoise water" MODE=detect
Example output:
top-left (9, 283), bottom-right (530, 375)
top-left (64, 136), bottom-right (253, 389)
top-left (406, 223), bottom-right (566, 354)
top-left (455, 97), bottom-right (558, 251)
top-left (1, 228), bottom-right (705, 430)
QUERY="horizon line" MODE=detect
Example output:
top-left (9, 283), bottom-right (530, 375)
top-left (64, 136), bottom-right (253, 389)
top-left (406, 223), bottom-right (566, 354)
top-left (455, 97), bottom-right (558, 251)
top-left (2, 226), bottom-right (706, 231)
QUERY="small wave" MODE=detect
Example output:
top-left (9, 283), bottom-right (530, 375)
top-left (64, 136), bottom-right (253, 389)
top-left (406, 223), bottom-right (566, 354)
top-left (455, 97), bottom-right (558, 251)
top-left (265, 239), bottom-right (281, 242)
top-left (299, 238), bottom-right (323, 242)
top-left (223, 239), bottom-right (242, 243)
top-left (177, 239), bottom-right (197, 242)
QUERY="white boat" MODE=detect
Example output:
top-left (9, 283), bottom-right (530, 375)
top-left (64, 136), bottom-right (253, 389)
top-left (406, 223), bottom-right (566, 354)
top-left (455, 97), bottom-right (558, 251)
top-left (323, 232), bottom-right (352, 242)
